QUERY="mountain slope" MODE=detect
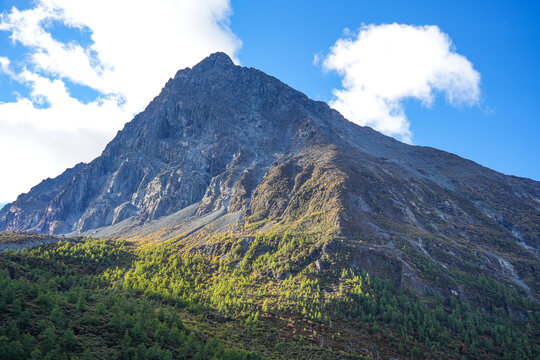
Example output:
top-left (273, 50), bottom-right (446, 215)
top-left (2, 52), bottom-right (538, 296)
top-left (0, 52), bottom-right (539, 359)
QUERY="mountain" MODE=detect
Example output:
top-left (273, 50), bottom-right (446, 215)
top-left (1, 52), bottom-right (539, 291)
top-left (1, 52), bottom-right (538, 293)
top-left (0, 52), bottom-right (538, 359)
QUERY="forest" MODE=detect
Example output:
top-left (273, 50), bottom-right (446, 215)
top-left (0, 234), bottom-right (538, 359)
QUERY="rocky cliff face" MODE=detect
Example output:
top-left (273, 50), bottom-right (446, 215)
top-left (1, 52), bottom-right (538, 297)
top-left (1, 53), bottom-right (328, 233)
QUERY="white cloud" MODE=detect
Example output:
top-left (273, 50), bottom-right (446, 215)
top-left (313, 53), bottom-right (321, 65)
top-left (0, 56), bottom-right (12, 75)
top-left (0, 0), bottom-right (241, 202)
top-left (322, 23), bottom-right (481, 143)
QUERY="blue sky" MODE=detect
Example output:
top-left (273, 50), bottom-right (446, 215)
top-left (0, 0), bottom-right (538, 203)
top-left (231, 0), bottom-right (540, 180)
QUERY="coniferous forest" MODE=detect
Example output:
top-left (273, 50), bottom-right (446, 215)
top-left (0, 234), bottom-right (537, 359)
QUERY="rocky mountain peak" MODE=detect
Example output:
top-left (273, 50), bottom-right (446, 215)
top-left (0, 53), bottom-right (340, 234)
top-left (196, 51), bottom-right (236, 69)
top-left (0, 53), bottom-right (538, 300)
top-left (171, 51), bottom-right (237, 82)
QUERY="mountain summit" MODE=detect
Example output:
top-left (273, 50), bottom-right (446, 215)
top-left (0, 52), bottom-right (355, 234)
top-left (1, 52), bottom-right (538, 297)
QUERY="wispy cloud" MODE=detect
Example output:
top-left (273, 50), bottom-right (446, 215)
top-left (0, 0), bottom-right (241, 202)
top-left (322, 23), bottom-right (481, 143)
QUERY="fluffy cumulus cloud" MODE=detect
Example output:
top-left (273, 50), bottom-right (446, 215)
top-left (0, 0), bottom-right (241, 202)
top-left (323, 24), bottom-right (481, 143)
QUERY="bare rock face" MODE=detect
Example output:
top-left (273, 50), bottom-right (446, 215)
top-left (1, 52), bottom-right (539, 296)
top-left (1, 53), bottom-right (322, 233)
